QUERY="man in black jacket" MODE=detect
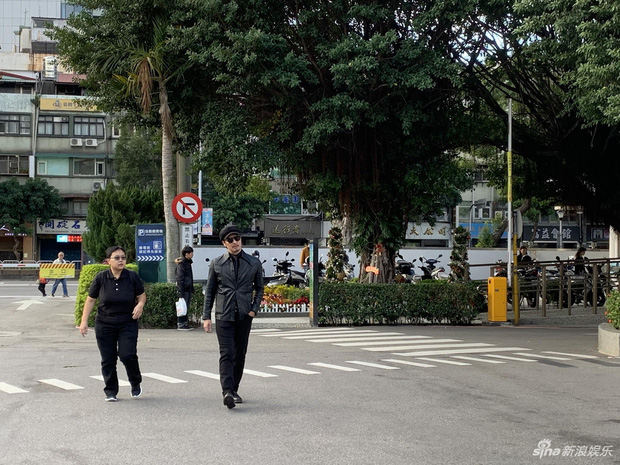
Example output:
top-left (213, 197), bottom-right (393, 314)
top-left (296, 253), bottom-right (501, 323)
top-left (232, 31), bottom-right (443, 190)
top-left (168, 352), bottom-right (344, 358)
top-left (175, 245), bottom-right (194, 330)
top-left (203, 225), bottom-right (264, 409)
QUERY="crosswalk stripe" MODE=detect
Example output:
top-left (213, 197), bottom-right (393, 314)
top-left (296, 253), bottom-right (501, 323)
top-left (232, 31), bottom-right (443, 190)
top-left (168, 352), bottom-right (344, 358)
top-left (90, 376), bottom-right (130, 386)
top-left (345, 361), bottom-right (400, 370)
top-left (0, 382), bottom-right (28, 393)
top-left (257, 328), bottom-right (359, 337)
top-left (307, 335), bottom-right (430, 343)
top-left (382, 359), bottom-right (436, 368)
top-left (364, 342), bottom-right (492, 352)
top-left (283, 330), bottom-right (380, 339)
top-left (416, 358), bottom-right (471, 366)
top-left (542, 351), bottom-right (599, 359)
top-left (336, 338), bottom-right (460, 347)
top-left (251, 329), bottom-right (281, 333)
top-left (184, 370), bottom-right (220, 380)
top-left (39, 379), bottom-right (84, 390)
top-left (308, 362), bottom-right (361, 372)
top-left (268, 365), bottom-right (321, 375)
top-left (483, 354), bottom-right (538, 362)
top-left (142, 373), bottom-right (188, 384)
top-left (243, 369), bottom-right (278, 378)
top-left (513, 353), bottom-right (572, 361)
top-left (394, 347), bottom-right (530, 357)
top-left (451, 356), bottom-right (506, 364)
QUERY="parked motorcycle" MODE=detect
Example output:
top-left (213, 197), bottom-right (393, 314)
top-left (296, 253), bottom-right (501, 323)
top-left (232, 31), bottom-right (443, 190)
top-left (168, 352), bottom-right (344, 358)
top-left (395, 254), bottom-right (416, 283)
top-left (266, 252), bottom-right (307, 288)
top-left (418, 255), bottom-right (449, 280)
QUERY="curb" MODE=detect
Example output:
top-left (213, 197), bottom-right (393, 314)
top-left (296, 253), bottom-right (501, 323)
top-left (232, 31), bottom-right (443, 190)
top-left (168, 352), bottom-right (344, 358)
top-left (598, 322), bottom-right (620, 356)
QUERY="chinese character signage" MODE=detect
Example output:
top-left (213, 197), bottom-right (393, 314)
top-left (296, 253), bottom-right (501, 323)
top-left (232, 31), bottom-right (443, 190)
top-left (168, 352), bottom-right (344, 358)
top-left (264, 215), bottom-right (322, 239)
top-left (135, 224), bottom-right (165, 262)
top-left (201, 208), bottom-right (213, 235)
top-left (269, 194), bottom-right (302, 215)
top-left (406, 222), bottom-right (451, 240)
top-left (523, 225), bottom-right (580, 243)
top-left (37, 219), bottom-right (88, 235)
top-left (40, 96), bottom-right (97, 112)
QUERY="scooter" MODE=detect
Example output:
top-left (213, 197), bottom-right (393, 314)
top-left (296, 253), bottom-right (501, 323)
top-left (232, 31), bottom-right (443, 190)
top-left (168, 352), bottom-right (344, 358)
top-left (266, 252), bottom-right (307, 288)
top-left (418, 255), bottom-right (448, 280)
top-left (395, 254), bottom-right (416, 283)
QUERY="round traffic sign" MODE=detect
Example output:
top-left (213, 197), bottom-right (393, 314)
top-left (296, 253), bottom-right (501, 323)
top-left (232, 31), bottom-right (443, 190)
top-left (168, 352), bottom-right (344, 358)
top-left (172, 192), bottom-right (203, 223)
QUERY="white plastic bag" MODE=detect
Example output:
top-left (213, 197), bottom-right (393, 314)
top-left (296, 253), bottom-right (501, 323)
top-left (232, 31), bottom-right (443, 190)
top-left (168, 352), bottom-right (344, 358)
top-left (175, 298), bottom-right (187, 317)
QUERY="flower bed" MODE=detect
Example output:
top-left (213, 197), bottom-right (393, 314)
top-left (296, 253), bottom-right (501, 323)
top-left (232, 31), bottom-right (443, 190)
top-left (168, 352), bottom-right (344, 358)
top-left (260, 285), bottom-right (310, 313)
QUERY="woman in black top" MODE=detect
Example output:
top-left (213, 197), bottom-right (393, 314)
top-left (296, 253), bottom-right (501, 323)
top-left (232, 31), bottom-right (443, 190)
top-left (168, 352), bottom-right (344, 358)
top-left (79, 246), bottom-right (146, 402)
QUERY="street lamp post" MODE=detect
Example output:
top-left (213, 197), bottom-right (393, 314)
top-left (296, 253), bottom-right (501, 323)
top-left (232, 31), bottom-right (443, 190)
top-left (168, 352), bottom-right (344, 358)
top-left (554, 206), bottom-right (565, 248)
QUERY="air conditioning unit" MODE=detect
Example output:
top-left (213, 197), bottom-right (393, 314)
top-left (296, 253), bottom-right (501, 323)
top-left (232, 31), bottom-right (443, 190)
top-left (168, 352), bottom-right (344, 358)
top-left (93, 181), bottom-right (104, 192)
top-left (70, 138), bottom-right (83, 147)
top-left (84, 138), bottom-right (98, 147)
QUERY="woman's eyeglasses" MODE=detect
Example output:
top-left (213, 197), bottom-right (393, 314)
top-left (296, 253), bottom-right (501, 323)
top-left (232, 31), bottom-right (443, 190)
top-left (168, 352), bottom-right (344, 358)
top-left (111, 256), bottom-right (127, 261)
top-left (225, 235), bottom-right (241, 244)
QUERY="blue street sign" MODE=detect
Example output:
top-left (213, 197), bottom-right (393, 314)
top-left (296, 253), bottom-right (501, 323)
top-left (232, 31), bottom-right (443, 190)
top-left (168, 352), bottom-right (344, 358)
top-left (136, 224), bottom-right (165, 262)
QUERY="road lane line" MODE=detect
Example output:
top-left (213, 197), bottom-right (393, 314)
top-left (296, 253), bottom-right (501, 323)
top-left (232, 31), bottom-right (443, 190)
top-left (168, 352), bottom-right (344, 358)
top-left (382, 359), bottom-right (437, 368)
top-left (142, 373), bottom-right (188, 383)
top-left (257, 328), bottom-right (360, 337)
top-left (283, 331), bottom-right (380, 339)
top-left (243, 369), bottom-right (278, 378)
top-left (364, 342), bottom-right (492, 352)
top-left (542, 351), bottom-right (598, 359)
top-left (0, 382), bottom-right (28, 393)
top-left (513, 353), bottom-right (572, 361)
top-left (268, 365), bottom-right (321, 375)
top-left (336, 338), bottom-right (460, 347)
top-left (345, 361), bottom-right (400, 370)
top-left (39, 379), bottom-right (85, 390)
top-left (451, 356), bottom-right (506, 364)
top-left (415, 358), bottom-right (471, 366)
top-left (483, 354), bottom-right (538, 362)
top-left (308, 363), bottom-right (361, 372)
top-left (90, 375), bottom-right (130, 386)
top-left (184, 370), bottom-right (220, 380)
top-left (394, 347), bottom-right (530, 357)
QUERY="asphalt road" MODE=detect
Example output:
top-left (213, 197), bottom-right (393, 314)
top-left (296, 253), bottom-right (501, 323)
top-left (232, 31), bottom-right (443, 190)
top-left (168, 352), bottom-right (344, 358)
top-left (0, 282), bottom-right (618, 465)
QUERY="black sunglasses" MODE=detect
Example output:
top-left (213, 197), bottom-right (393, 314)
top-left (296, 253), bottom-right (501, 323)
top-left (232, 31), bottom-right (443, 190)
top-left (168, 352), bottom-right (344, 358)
top-left (225, 234), bottom-right (241, 243)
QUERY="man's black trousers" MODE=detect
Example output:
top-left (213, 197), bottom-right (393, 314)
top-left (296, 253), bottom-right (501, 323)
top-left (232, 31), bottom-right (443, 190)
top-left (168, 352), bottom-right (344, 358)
top-left (95, 319), bottom-right (142, 396)
top-left (215, 315), bottom-right (253, 395)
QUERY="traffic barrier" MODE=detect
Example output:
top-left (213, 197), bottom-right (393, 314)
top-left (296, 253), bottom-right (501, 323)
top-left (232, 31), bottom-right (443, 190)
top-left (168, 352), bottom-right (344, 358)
top-left (39, 263), bottom-right (75, 279)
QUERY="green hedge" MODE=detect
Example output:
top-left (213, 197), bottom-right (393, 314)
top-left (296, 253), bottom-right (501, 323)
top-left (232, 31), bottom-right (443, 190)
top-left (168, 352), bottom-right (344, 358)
top-left (318, 281), bottom-right (485, 326)
top-left (74, 264), bottom-right (203, 329)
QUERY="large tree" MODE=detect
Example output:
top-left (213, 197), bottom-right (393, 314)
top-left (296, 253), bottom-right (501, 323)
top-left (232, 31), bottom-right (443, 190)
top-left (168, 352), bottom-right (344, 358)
top-left (185, 1), bottom-right (481, 279)
top-left (0, 178), bottom-right (64, 259)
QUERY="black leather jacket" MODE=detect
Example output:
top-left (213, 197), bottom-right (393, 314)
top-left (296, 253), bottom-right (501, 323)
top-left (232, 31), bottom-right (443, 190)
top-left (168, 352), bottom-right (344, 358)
top-left (175, 256), bottom-right (194, 296)
top-left (202, 250), bottom-right (264, 321)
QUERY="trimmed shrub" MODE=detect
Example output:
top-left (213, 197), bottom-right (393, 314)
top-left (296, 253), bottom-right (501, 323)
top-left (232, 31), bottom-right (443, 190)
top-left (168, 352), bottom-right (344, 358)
top-left (605, 290), bottom-right (620, 330)
top-left (318, 281), bottom-right (485, 326)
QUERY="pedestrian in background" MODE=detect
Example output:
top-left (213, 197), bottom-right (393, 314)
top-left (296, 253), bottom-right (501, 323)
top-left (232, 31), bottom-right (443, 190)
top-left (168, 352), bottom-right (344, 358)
top-left (203, 224), bottom-right (264, 409)
top-left (175, 245), bottom-right (194, 331)
top-left (300, 242), bottom-right (310, 270)
top-left (79, 246), bottom-right (146, 402)
top-left (37, 276), bottom-right (47, 296)
top-left (50, 251), bottom-right (69, 298)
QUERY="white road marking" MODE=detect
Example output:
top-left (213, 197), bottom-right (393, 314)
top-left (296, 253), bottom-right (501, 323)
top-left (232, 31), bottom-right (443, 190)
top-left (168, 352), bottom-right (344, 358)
top-left (39, 379), bottom-right (85, 390)
top-left (308, 362), bottom-right (361, 372)
top-left (336, 338), bottom-right (460, 347)
top-left (483, 354), bottom-right (538, 362)
top-left (307, 333), bottom-right (413, 342)
top-left (364, 342), bottom-right (492, 352)
top-left (251, 329), bottom-right (281, 333)
top-left (142, 373), bottom-right (188, 384)
top-left (0, 382), bottom-right (28, 394)
top-left (415, 358), bottom-right (471, 366)
top-left (345, 361), bottom-right (400, 370)
top-left (542, 351), bottom-right (599, 359)
top-left (257, 328), bottom-right (359, 337)
top-left (283, 330), bottom-right (380, 339)
top-left (451, 356), bottom-right (506, 364)
top-left (184, 370), bottom-right (220, 380)
top-left (268, 365), bottom-right (321, 375)
top-left (90, 375), bottom-right (130, 386)
top-left (243, 369), bottom-right (278, 378)
top-left (513, 353), bottom-right (572, 361)
top-left (382, 359), bottom-right (437, 368)
top-left (394, 347), bottom-right (531, 357)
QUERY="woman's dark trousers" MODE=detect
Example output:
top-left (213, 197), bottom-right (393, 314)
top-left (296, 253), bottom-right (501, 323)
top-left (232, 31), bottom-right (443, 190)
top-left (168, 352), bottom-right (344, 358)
top-left (95, 320), bottom-right (142, 396)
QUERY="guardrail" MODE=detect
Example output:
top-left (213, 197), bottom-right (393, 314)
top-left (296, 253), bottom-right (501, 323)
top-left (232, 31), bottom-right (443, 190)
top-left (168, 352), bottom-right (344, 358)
top-left (0, 260), bottom-right (82, 279)
top-left (468, 257), bottom-right (620, 316)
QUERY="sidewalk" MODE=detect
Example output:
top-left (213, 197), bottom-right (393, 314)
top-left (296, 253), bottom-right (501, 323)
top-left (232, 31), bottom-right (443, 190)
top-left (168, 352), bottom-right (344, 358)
top-left (479, 305), bottom-right (607, 327)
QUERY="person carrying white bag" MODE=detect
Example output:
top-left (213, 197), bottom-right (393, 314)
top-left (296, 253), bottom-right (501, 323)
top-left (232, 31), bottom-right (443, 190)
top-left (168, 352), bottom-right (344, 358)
top-left (175, 246), bottom-right (194, 330)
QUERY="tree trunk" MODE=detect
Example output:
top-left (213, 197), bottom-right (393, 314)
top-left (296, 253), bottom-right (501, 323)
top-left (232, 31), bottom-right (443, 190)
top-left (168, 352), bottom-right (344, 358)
top-left (160, 88), bottom-right (178, 282)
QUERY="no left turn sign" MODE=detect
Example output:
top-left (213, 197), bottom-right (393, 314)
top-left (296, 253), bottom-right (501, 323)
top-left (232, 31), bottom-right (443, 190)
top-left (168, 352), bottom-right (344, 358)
top-left (172, 192), bottom-right (203, 223)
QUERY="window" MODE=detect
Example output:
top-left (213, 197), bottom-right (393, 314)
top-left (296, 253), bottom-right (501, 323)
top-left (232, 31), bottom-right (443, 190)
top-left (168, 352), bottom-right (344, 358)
top-left (73, 117), bottom-right (104, 138)
top-left (38, 116), bottom-right (69, 136)
top-left (473, 166), bottom-right (489, 183)
top-left (0, 114), bottom-right (31, 135)
top-left (73, 200), bottom-right (89, 216)
top-left (0, 155), bottom-right (29, 175)
top-left (73, 158), bottom-right (105, 176)
top-left (37, 160), bottom-right (47, 175)
top-left (111, 125), bottom-right (122, 138)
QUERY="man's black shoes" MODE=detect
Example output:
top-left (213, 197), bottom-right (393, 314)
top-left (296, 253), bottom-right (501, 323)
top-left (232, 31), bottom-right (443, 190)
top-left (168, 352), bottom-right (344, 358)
top-left (232, 391), bottom-right (243, 403)
top-left (223, 392), bottom-right (236, 409)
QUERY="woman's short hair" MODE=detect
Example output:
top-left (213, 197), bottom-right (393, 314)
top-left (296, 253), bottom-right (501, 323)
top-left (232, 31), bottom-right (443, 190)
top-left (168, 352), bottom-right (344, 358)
top-left (105, 246), bottom-right (125, 259)
top-left (181, 245), bottom-right (194, 256)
